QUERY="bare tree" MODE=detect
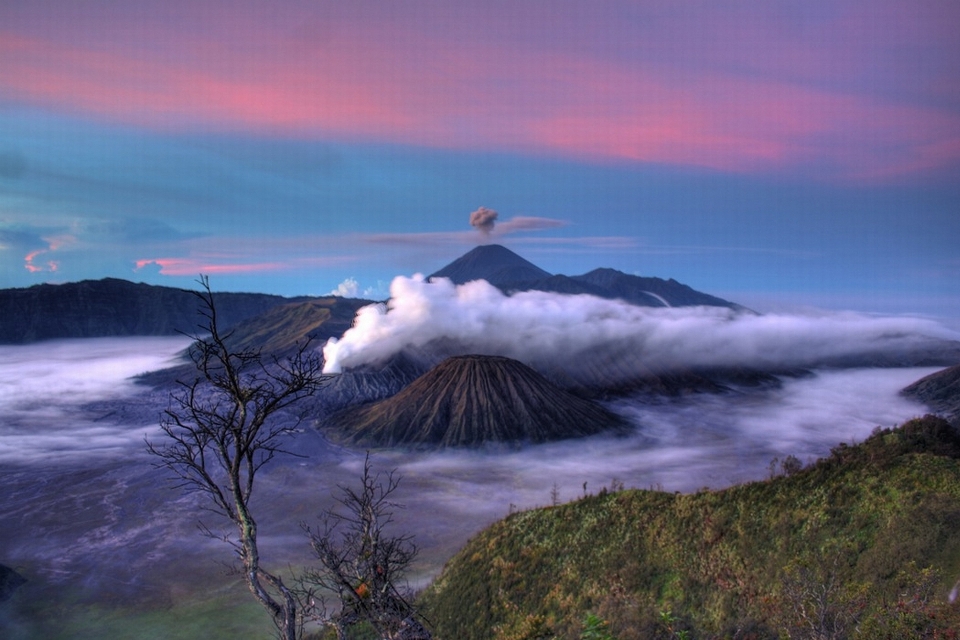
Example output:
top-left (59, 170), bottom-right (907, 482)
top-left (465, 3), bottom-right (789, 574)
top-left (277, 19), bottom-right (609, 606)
top-left (147, 276), bottom-right (327, 640)
top-left (777, 551), bottom-right (866, 640)
top-left (301, 454), bottom-right (431, 640)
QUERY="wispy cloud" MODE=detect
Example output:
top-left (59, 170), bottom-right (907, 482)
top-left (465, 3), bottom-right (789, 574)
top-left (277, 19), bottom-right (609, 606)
top-left (624, 243), bottom-right (820, 259)
top-left (361, 231), bottom-right (476, 246)
top-left (494, 216), bottom-right (568, 234)
top-left (505, 236), bottom-right (639, 251)
top-left (1, 2), bottom-right (956, 316)
top-left (24, 243), bottom-right (63, 273)
top-left (361, 215), bottom-right (570, 246)
top-left (134, 252), bottom-right (356, 277)
top-left (134, 258), bottom-right (287, 276)
top-left (0, 224), bottom-right (74, 273)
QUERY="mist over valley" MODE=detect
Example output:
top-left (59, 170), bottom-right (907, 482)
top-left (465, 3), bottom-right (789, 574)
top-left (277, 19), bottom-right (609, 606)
top-left (1, 245), bottom-right (959, 637)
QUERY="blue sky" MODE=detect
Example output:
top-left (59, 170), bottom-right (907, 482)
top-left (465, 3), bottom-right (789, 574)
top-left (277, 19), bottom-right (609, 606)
top-left (1, 1), bottom-right (958, 322)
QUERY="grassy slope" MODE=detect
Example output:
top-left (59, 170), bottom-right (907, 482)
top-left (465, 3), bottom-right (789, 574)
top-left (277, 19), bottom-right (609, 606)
top-left (223, 297), bottom-right (371, 356)
top-left (420, 416), bottom-right (960, 639)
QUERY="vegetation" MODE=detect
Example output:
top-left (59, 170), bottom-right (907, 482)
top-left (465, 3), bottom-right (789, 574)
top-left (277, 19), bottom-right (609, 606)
top-left (419, 415), bottom-right (960, 639)
top-left (144, 277), bottom-right (429, 640)
top-left (301, 454), bottom-right (431, 639)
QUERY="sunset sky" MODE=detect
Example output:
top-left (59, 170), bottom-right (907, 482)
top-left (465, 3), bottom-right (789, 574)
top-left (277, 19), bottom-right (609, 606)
top-left (1, 1), bottom-right (958, 321)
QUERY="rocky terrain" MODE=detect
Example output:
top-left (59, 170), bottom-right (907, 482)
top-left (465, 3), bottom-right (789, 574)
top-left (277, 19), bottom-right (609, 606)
top-left (328, 354), bottom-right (625, 447)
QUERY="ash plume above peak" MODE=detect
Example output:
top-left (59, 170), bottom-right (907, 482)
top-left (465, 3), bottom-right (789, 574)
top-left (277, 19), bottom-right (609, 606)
top-left (469, 206), bottom-right (498, 235)
top-left (322, 276), bottom-right (959, 383)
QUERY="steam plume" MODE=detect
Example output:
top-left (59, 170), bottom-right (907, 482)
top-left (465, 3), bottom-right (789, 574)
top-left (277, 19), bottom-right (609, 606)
top-left (322, 275), bottom-right (959, 382)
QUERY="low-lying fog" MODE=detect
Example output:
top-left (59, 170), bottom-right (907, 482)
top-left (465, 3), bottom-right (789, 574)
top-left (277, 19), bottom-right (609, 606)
top-left (0, 334), bottom-right (948, 638)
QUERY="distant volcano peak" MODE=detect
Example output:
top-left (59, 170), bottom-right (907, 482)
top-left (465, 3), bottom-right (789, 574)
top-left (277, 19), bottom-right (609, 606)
top-left (428, 244), bottom-right (552, 287)
top-left (426, 244), bottom-right (743, 309)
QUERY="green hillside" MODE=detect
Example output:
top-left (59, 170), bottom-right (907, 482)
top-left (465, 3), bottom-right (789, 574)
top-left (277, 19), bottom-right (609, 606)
top-left (419, 415), bottom-right (960, 639)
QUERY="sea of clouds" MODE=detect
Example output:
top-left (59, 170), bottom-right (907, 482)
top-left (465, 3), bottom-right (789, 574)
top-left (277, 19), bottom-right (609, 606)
top-left (0, 318), bottom-right (947, 634)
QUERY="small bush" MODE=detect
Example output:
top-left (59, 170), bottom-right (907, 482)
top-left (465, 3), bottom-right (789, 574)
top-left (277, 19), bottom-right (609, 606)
top-left (580, 613), bottom-right (615, 640)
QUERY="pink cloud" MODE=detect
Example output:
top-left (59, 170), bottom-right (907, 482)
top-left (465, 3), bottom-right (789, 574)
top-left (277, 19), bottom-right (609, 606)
top-left (135, 258), bottom-right (288, 276)
top-left (22, 233), bottom-right (73, 273)
top-left (24, 249), bottom-right (58, 273)
top-left (2, 6), bottom-right (958, 183)
top-left (135, 248), bottom-right (357, 277)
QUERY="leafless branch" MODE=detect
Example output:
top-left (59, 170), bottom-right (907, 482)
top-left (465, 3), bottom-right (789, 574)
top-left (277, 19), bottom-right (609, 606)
top-left (300, 453), bottom-right (432, 640)
top-left (146, 275), bottom-right (328, 640)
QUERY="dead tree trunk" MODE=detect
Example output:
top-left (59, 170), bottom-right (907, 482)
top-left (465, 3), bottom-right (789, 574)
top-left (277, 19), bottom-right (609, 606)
top-left (147, 276), bottom-right (327, 640)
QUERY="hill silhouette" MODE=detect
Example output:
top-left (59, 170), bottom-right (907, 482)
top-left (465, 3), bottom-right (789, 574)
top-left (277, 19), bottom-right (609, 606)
top-left (328, 354), bottom-right (625, 447)
top-left (0, 278), bottom-right (309, 344)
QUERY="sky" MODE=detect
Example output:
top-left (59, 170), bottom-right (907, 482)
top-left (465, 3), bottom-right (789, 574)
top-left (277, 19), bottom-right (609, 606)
top-left (1, 1), bottom-right (959, 322)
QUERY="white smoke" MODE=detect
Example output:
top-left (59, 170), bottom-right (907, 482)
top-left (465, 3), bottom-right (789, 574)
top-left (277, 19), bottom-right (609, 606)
top-left (322, 275), bottom-right (959, 378)
top-left (328, 277), bottom-right (360, 297)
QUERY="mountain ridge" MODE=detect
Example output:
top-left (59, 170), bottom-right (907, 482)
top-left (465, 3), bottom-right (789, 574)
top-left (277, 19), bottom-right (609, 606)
top-left (0, 278), bottom-right (315, 344)
top-left (429, 244), bottom-right (744, 309)
top-left (1, 245), bottom-right (744, 345)
top-left (902, 364), bottom-right (960, 427)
